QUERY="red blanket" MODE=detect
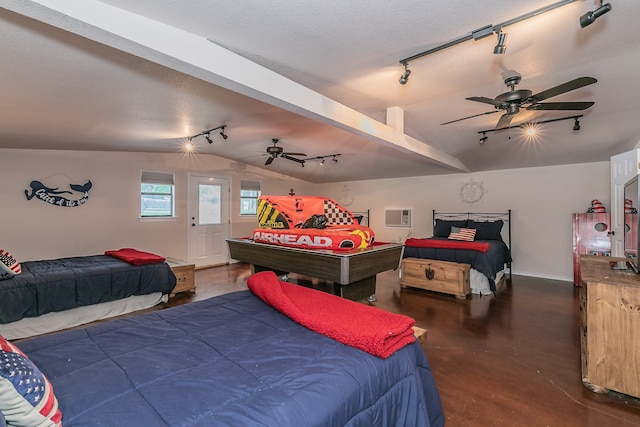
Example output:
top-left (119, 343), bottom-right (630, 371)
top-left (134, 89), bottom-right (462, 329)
top-left (104, 248), bottom-right (166, 266)
top-left (405, 238), bottom-right (490, 253)
top-left (247, 271), bottom-right (416, 359)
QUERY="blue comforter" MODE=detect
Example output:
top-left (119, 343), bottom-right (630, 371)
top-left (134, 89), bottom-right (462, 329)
top-left (18, 291), bottom-right (444, 427)
top-left (404, 238), bottom-right (511, 292)
top-left (0, 255), bottom-right (176, 324)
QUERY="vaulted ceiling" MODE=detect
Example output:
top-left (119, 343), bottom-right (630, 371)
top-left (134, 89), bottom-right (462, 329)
top-left (1, 1), bottom-right (639, 183)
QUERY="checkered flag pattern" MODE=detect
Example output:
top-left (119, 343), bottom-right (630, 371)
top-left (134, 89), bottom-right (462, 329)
top-left (323, 199), bottom-right (354, 225)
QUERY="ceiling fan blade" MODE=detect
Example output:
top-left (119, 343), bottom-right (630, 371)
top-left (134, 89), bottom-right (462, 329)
top-left (282, 154), bottom-right (305, 164)
top-left (530, 77), bottom-right (597, 102)
top-left (466, 96), bottom-right (504, 107)
top-left (265, 156), bottom-right (274, 166)
top-left (441, 110), bottom-right (499, 125)
top-left (283, 152), bottom-right (307, 157)
top-left (496, 113), bottom-right (514, 129)
top-left (527, 101), bottom-right (594, 111)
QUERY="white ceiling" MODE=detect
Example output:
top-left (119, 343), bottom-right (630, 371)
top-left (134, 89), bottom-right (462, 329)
top-left (1, 0), bottom-right (639, 183)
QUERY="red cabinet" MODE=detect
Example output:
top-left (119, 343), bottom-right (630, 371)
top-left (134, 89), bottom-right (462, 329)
top-left (573, 213), bottom-right (611, 286)
top-left (572, 213), bottom-right (638, 286)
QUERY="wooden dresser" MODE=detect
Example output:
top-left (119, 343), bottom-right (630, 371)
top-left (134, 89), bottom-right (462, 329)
top-left (579, 255), bottom-right (640, 398)
top-left (166, 258), bottom-right (196, 297)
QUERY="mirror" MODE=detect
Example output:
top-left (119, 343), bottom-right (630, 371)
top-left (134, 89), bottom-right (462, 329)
top-left (623, 176), bottom-right (638, 259)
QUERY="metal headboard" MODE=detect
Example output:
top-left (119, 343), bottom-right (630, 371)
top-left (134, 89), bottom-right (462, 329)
top-left (433, 210), bottom-right (512, 279)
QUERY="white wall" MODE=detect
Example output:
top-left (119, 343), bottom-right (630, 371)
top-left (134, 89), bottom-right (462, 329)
top-left (0, 148), bottom-right (313, 261)
top-left (1, 147), bottom-right (610, 281)
top-left (317, 162), bottom-right (611, 282)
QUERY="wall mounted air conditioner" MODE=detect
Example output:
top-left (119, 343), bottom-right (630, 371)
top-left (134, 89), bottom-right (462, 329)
top-left (385, 209), bottom-right (412, 228)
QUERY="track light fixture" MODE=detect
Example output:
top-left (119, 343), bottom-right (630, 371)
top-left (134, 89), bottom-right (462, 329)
top-left (398, 0), bottom-right (579, 83)
top-left (580, 2), bottom-right (612, 28)
top-left (188, 125), bottom-right (228, 145)
top-left (477, 114), bottom-right (584, 143)
top-left (493, 29), bottom-right (507, 55)
top-left (307, 153), bottom-right (342, 164)
top-left (399, 63), bottom-right (411, 85)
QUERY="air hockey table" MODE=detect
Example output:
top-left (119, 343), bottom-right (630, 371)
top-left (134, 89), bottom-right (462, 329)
top-left (227, 238), bottom-right (404, 301)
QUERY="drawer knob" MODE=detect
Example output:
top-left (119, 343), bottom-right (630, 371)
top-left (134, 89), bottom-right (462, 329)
top-left (178, 277), bottom-right (186, 282)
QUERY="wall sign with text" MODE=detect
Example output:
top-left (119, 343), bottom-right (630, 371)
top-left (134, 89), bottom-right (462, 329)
top-left (24, 178), bottom-right (92, 207)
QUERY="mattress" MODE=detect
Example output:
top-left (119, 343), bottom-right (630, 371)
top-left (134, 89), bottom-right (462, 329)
top-left (0, 255), bottom-right (176, 324)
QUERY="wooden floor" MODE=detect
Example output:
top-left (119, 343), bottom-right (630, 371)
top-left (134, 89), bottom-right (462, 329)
top-left (166, 263), bottom-right (640, 427)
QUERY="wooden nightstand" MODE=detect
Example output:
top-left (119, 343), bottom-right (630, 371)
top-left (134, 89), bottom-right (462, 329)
top-left (166, 258), bottom-right (196, 297)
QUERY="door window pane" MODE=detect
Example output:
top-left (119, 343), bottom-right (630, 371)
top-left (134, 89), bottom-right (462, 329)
top-left (199, 184), bottom-right (221, 225)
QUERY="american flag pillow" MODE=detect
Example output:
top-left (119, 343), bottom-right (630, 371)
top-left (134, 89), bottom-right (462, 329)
top-left (0, 335), bottom-right (62, 426)
top-left (0, 249), bottom-right (21, 280)
top-left (448, 227), bottom-right (477, 241)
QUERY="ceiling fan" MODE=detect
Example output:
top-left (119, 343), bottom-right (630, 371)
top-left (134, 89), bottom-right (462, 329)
top-left (264, 138), bottom-right (307, 166)
top-left (441, 74), bottom-right (597, 129)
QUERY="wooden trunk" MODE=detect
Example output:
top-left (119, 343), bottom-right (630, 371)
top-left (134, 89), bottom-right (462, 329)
top-left (400, 258), bottom-right (470, 299)
top-left (580, 255), bottom-right (640, 398)
top-left (166, 258), bottom-right (196, 297)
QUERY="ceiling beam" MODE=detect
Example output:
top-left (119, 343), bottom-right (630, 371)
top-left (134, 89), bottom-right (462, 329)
top-left (4, 0), bottom-right (470, 172)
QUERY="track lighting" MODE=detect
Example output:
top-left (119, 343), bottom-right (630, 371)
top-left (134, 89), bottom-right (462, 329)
top-left (493, 30), bottom-right (507, 55)
top-left (306, 153), bottom-right (341, 164)
top-left (477, 114), bottom-right (584, 142)
top-left (397, 0), bottom-right (578, 82)
top-left (188, 125), bottom-right (228, 145)
top-left (580, 2), bottom-right (612, 28)
top-left (399, 63), bottom-right (411, 85)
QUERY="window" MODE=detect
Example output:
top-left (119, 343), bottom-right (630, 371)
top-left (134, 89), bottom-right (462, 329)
top-left (140, 171), bottom-right (175, 217)
top-left (240, 180), bottom-right (261, 216)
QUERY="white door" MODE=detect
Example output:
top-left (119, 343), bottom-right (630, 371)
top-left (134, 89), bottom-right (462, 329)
top-left (188, 174), bottom-right (231, 267)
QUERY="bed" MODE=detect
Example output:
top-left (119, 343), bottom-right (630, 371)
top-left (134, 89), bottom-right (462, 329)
top-left (0, 252), bottom-right (177, 340)
top-left (2, 272), bottom-right (445, 427)
top-left (403, 211), bottom-right (512, 295)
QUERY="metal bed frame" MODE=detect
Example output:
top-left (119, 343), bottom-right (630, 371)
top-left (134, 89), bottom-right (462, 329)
top-left (432, 210), bottom-right (512, 280)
